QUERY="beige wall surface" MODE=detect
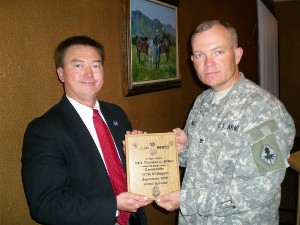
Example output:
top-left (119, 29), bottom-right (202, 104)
top-left (0, 0), bottom-right (257, 224)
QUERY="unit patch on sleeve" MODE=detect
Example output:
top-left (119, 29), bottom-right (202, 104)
top-left (246, 120), bottom-right (285, 174)
top-left (261, 145), bottom-right (277, 165)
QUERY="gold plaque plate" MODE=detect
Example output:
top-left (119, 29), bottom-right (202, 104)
top-left (125, 133), bottom-right (180, 200)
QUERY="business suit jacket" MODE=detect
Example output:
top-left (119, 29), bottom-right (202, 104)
top-left (21, 95), bottom-right (147, 225)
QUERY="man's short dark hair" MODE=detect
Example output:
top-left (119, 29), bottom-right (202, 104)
top-left (54, 35), bottom-right (105, 68)
top-left (191, 20), bottom-right (238, 49)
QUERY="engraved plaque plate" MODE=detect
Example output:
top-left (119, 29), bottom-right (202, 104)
top-left (125, 133), bottom-right (180, 200)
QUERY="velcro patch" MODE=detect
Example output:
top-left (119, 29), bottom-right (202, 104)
top-left (246, 119), bottom-right (279, 144)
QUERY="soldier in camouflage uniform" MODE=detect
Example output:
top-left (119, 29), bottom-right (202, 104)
top-left (155, 20), bottom-right (295, 225)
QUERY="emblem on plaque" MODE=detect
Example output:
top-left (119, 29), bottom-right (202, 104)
top-left (149, 148), bottom-right (157, 156)
top-left (152, 186), bottom-right (160, 197)
top-left (132, 143), bottom-right (138, 149)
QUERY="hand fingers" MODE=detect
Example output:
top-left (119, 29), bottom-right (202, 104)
top-left (172, 128), bottom-right (182, 134)
top-left (126, 130), bottom-right (147, 135)
top-left (155, 194), bottom-right (168, 203)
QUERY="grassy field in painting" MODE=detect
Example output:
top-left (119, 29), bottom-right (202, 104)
top-left (131, 44), bottom-right (177, 82)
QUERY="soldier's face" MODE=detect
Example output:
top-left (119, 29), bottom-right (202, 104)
top-left (191, 25), bottom-right (243, 92)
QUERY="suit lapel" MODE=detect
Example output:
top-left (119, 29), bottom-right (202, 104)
top-left (57, 96), bottom-right (108, 176)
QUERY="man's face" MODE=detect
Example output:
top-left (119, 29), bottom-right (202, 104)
top-left (57, 45), bottom-right (104, 107)
top-left (191, 25), bottom-right (243, 92)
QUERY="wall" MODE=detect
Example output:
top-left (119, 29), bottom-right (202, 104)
top-left (275, 1), bottom-right (300, 136)
top-left (0, 0), bottom-right (257, 224)
top-left (274, 3), bottom-right (300, 223)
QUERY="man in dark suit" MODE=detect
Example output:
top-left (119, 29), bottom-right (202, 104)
top-left (21, 36), bottom-right (151, 225)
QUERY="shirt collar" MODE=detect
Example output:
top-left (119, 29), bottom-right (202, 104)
top-left (66, 95), bottom-right (100, 119)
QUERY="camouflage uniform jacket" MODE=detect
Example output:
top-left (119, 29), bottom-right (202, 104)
top-left (178, 73), bottom-right (295, 225)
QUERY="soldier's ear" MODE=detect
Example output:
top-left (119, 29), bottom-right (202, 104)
top-left (234, 47), bottom-right (243, 64)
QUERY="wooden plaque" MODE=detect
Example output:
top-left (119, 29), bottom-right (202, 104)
top-left (125, 133), bottom-right (180, 200)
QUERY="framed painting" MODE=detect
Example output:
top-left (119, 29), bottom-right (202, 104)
top-left (122, 0), bottom-right (180, 96)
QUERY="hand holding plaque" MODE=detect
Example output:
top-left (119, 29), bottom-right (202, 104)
top-left (125, 133), bottom-right (180, 200)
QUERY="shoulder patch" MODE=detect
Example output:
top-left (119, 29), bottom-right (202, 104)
top-left (246, 120), bottom-right (285, 174)
top-left (250, 134), bottom-right (285, 174)
top-left (261, 145), bottom-right (277, 165)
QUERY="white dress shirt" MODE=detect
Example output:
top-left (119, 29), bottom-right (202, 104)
top-left (66, 96), bottom-right (120, 168)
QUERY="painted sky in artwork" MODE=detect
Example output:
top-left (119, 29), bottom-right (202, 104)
top-left (131, 0), bottom-right (175, 28)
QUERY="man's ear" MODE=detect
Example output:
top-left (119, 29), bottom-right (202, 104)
top-left (57, 67), bottom-right (64, 83)
top-left (234, 47), bottom-right (243, 64)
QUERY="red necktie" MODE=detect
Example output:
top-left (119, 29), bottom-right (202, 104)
top-left (92, 109), bottom-right (130, 225)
